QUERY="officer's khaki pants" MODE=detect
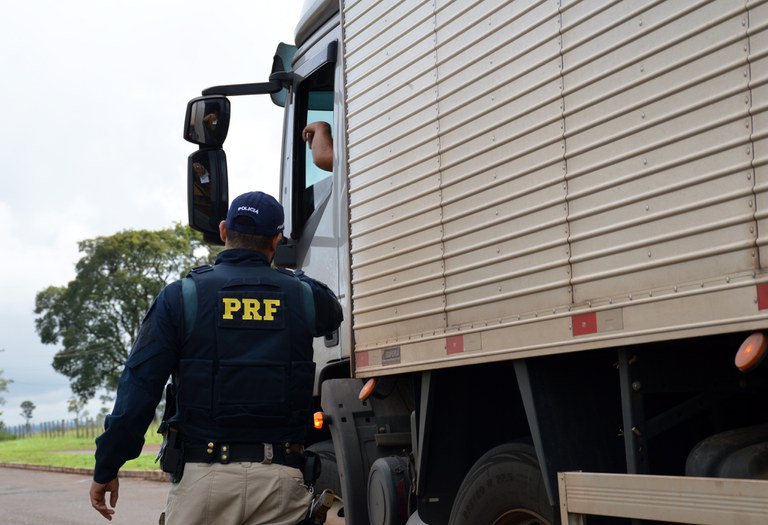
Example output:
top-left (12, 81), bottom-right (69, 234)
top-left (163, 461), bottom-right (312, 525)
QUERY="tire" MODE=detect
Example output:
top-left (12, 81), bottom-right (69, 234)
top-left (448, 442), bottom-right (556, 525)
top-left (307, 439), bottom-right (342, 497)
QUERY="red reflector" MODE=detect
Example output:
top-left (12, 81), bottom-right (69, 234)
top-left (356, 351), bottom-right (369, 368)
top-left (447, 335), bottom-right (464, 354)
top-left (758, 284), bottom-right (768, 310)
top-left (572, 312), bottom-right (597, 336)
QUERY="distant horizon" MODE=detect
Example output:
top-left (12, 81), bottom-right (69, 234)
top-left (0, 393), bottom-right (112, 429)
top-left (5, 414), bottom-right (107, 433)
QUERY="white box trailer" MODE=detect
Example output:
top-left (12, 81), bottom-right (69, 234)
top-left (184, 1), bottom-right (768, 523)
top-left (346, 0), bottom-right (768, 371)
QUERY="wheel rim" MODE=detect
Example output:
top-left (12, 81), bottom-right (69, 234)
top-left (491, 508), bottom-right (552, 525)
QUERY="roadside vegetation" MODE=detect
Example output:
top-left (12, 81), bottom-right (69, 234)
top-left (0, 427), bottom-right (162, 471)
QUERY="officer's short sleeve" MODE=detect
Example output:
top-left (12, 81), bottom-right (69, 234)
top-left (295, 272), bottom-right (343, 337)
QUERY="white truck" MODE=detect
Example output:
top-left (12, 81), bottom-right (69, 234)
top-left (183, 1), bottom-right (768, 523)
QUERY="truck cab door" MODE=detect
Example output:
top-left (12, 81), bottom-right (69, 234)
top-left (280, 23), bottom-right (348, 362)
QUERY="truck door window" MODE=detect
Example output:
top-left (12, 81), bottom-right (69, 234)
top-left (293, 61), bottom-right (334, 237)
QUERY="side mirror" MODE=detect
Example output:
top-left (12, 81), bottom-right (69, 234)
top-left (270, 43), bottom-right (297, 107)
top-left (184, 96), bottom-right (231, 146)
top-left (188, 148), bottom-right (228, 244)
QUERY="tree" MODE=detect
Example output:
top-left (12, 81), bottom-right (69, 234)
top-left (20, 400), bottom-right (35, 429)
top-left (67, 396), bottom-right (86, 420)
top-left (0, 369), bottom-right (12, 432)
top-left (34, 223), bottom-right (220, 401)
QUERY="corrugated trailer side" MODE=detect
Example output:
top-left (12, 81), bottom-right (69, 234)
top-left (344, 0), bottom-right (768, 377)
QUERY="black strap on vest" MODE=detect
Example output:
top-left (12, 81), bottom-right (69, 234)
top-left (181, 277), bottom-right (197, 339)
top-left (181, 265), bottom-right (213, 338)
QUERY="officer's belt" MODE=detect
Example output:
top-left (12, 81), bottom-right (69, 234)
top-left (184, 442), bottom-right (304, 466)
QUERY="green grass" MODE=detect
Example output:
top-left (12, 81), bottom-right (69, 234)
top-left (0, 429), bottom-right (163, 471)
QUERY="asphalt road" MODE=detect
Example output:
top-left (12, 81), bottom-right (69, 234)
top-left (0, 466), bottom-right (169, 524)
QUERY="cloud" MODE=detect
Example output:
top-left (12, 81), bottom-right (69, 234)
top-left (0, 0), bottom-right (303, 428)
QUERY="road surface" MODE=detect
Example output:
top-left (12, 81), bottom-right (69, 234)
top-left (0, 466), bottom-right (168, 524)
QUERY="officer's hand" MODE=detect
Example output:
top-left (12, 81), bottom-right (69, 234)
top-left (90, 478), bottom-right (119, 520)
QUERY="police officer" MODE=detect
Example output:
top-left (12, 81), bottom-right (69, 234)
top-left (89, 191), bottom-right (343, 525)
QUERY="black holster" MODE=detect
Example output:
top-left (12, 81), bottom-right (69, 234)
top-left (157, 426), bottom-right (185, 482)
top-left (156, 383), bottom-right (185, 483)
top-left (302, 449), bottom-right (321, 486)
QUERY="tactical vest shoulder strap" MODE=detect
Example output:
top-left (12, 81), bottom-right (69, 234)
top-left (181, 277), bottom-right (198, 340)
top-left (181, 265), bottom-right (212, 338)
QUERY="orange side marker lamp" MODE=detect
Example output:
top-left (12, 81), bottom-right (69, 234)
top-left (735, 332), bottom-right (768, 372)
top-left (359, 378), bottom-right (377, 401)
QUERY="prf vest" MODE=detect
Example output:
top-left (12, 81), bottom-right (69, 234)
top-left (175, 262), bottom-right (317, 444)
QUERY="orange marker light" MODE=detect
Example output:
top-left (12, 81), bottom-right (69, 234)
top-left (359, 378), bottom-right (377, 401)
top-left (313, 411), bottom-right (324, 430)
top-left (735, 332), bottom-right (768, 372)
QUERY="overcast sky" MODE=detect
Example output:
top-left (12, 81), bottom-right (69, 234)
top-left (0, 1), bottom-right (303, 427)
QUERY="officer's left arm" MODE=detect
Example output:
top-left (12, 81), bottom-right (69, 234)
top-left (93, 282), bottom-right (182, 484)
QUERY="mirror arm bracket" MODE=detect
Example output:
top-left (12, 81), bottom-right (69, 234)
top-left (269, 70), bottom-right (297, 88)
top-left (202, 81), bottom-right (282, 96)
top-left (201, 41), bottom-right (336, 97)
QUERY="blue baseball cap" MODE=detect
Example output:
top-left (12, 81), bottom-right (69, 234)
top-left (225, 191), bottom-right (285, 236)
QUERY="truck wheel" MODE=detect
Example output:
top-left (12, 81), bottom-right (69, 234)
top-left (307, 440), bottom-right (342, 497)
top-left (448, 443), bottom-right (555, 525)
